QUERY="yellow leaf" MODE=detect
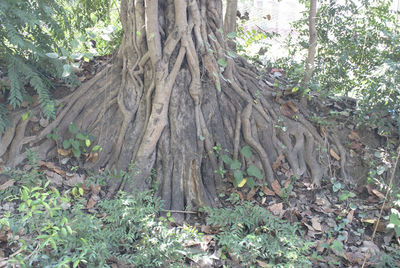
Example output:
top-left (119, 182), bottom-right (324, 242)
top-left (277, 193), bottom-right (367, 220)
top-left (238, 178), bottom-right (247, 188)
top-left (330, 148), bottom-right (340, 160)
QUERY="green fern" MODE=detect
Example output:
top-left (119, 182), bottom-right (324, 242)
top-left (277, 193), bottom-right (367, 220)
top-left (203, 201), bottom-right (312, 267)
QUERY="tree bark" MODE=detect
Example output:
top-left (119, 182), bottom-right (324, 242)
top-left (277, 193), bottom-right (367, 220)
top-left (224, 0), bottom-right (238, 50)
top-left (302, 0), bottom-right (317, 91)
top-left (0, 0), bottom-right (346, 220)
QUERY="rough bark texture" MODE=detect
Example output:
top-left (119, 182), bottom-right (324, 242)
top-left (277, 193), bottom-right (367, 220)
top-left (223, 0), bottom-right (238, 50)
top-left (302, 0), bottom-right (317, 86)
top-left (0, 0), bottom-right (347, 220)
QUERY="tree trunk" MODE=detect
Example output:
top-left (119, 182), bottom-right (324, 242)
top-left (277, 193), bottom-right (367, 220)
top-left (0, 0), bottom-right (346, 220)
top-left (302, 0), bottom-right (317, 90)
top-left (224, 0), bottom-right (238, 50)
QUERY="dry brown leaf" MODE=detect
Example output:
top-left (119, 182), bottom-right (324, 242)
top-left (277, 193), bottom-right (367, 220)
top-left (268, 202), bottom-right (283, 216)
top-left (285, 100), bottom-right (299, 113)
top-left (256, 260), bottom-right (272, 268)
top-left (0, 180), bottom-right (14, 190)
top-left (57, 148), bottom-right (71, 156)
top-left (371, 189), bottom-right (385, 199)
top-left (90, 184), bottom-right (101, 195)
top-left (262, 185), bottom-right (275, 196)
top-left (348, 131), bottom-right (361, 140)
top-left (303, 221), bottom-right (315, 231)
top-left (348, 142), bottom-right (363, 150)
top-left (86, 196), bottom-right (98, 209)
top-left (329, 148), bottom-right (340, 160)
top-left (280, 103), bottom-right (294, 118)
top-left (38, 160), bottom-right (56, 170)
top-left (201, 225), bottom-right (212, 234)
top-left (311, 217), bottom-right (322, 232)
top-left (246, 187), bottom-right (257, 200)
top-left (347, 210), bottom-right (355, 224)
top-left (271, 180), bottom-right (282, 196)
top-left (272, 154), bottom-right (285, 170)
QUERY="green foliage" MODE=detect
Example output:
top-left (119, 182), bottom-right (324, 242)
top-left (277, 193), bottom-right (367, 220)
top-left (202, 201), bottom-right (311, 266)
top-left (1, 161), bottom-right (201, 267)
top-left (0, 0), bottom-right (73, 121)
top-left (47, 123), bottom-right (102, 158)
top-left (271, 0), bottom-right (400, 137)
top-left (220, 145), bottom-right (262, 188)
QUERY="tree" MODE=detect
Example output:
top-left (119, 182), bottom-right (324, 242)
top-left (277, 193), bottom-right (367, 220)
top-left (0, 0), bottom-right (346, 218)
top-left (302, 0), bottom-right (317, 94)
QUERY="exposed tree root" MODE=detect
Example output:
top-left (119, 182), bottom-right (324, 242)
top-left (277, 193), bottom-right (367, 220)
top-left (0, 0), bottom-right (349, 217)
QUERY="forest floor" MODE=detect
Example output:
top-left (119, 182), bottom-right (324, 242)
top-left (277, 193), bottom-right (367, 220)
top-left (0, 56), bottom-right (399, 267)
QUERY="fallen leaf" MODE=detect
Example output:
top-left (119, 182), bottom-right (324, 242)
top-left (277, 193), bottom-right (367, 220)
top-left (201, 225), bottom-right (212, 234)
top-left (348, 131), bottom-right (361, 140)
top-left (371, 189), bottom-right (385, 199)
top-left (262, 185), bottom-right (275, 196)
top-left (348, 142), bottom-right (363, 150)
top-left (90, 184), bottom-right (101, 195)
top-left (268, 202), bottom-right (283, 216)
top-left (285, 100), bottom-right (299, 113)
top-left (272, 154), bottom-right (285, 170)
top-left (246, 187), bottom-right (257, 200)
top-left (347, 210), bottom-right (355, 224)
top-left (303, 221), bottom-right (315, 231)
top-left (57, 148), bottom-right (71, 156)
top-left (280, 103), bottom-right (295, 118)
top-left (330, 148), bottom-right (340, 160)
top-left (311, 217), bottom-right (322, 232)
top-left (271, 180), bottom-right (282, 196)
top-left (38, 160), bottom-right (56, 170)
top-left (256, 260), bottom-right (271, 268)
top-left (86, 195), bottom-right (99, 209)
top-left (64, 173), bottom-right (85, 187)
top-left (45, 170), bottom-right (63, 187)
top-left (238, 178), bottom-right (247, 188)
top-left (0, 180), bottom-right (14, 190)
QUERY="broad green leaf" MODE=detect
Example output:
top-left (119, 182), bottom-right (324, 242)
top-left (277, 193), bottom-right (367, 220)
top-left (246, 177), bottom-right (256, 188)
top-left (217, 58), bottom-right (227, 68)
top-left (69, 123), bottom-right (78, 134)
top-left (85, 139), bottom-right (91, 147)
top-left (70, 140), bottom-right (80, 150)
top-left (62, 64), bottom-right (73, 77)
top-left (233, 170), bottom-right (243, 186)
top-left (230, 160), bottom-right (241, 170)
top-left (221, 154), bottom-right (233, 165)
top-left (240, 145), bottom-right (252, 158)
top-left (247, 165), bottom-right (263, 179)
top-left (92, 145), bottom-right (101, 151)
top-left (76, 133), bottom-right (86, 140)
top-left (46, 52), bottom-right (59, 59)
top-left (72, 148), bottom-right (81, 158)
top-left (63, 140), bottom-right (71, 149)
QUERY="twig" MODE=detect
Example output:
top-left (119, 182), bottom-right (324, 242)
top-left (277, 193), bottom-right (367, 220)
top-left (361, 146), bottom-right (400, 268)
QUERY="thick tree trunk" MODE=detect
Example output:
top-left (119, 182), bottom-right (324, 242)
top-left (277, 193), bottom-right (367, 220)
top-left (0, 0), bottom-right (347, 220)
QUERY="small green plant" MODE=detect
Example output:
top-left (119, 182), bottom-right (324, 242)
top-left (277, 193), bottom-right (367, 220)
top-left (220, 145), bottom-right (263, 188)
top-left (202, 201), bottom-right (312, 266)
top-left (47, 123), bottom-right (102, 159)
top-left (2, 159), bottom-right (202, 267)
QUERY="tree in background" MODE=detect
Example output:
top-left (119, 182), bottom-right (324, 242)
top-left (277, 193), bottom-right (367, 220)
top-left (1, 0), bottom-right (348, 217)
